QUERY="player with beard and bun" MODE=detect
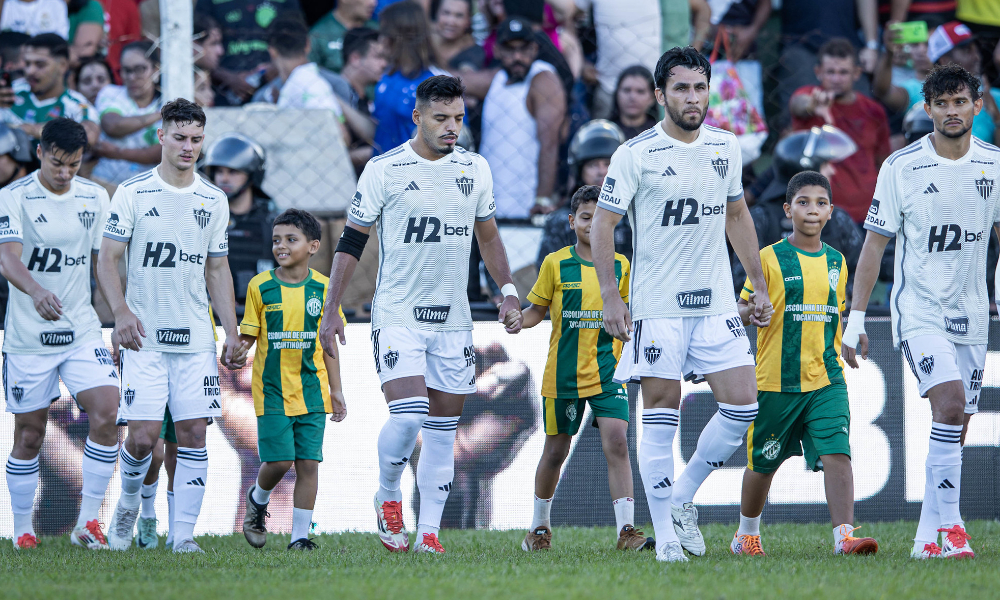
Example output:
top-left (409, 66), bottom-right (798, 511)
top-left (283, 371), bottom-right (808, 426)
top-left (0, 118), bottom-right (117, 550)
top-left (98, 98), bottom-right (245, 554)
top-left (318, 75), bottom-right (523, 554)
top-left (847, 64), bottom-right (1000, 560)
top-left (592, 47), bottom-right (773, 563)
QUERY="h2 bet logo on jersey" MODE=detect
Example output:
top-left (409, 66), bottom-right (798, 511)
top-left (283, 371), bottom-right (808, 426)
top-left (926, 225), bottom-right (986, 253)
top-left (142, 242), bottom-right (204, 267)
top-left (661, 198), bottom-right (725, 226)
top-left (403, 217), bottom-right (470, 244)
top-left (27, 248), bottom-right (87, 273)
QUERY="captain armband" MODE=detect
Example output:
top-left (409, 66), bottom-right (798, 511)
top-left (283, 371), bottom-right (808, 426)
top-left (335, 226), bottom-right (370, 260)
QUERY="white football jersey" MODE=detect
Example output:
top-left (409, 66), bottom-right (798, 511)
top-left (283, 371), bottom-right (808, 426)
top-left (864, 135), bottom-right (1000, 346)
top-left (597, 123), bottom-right (744, 320)
top-left (349, 142), bottom-right (496, 331)
top-left (103, 168), bottom-right (229, 353)
top-left (0, 172), bottom-right (108, 354)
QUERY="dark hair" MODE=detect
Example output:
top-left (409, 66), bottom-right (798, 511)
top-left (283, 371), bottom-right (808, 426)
top-left (609, 64), bottom-right (657, 124)
top-left (25, 33), bottom-right (69, 60)
top-left (570, 185), bottom-right (600, 214)
top-left (380, 1), bottom-right (436, 76)
top-left (416, 75), bottom-right (465, 107)
top-left (267, 17), bottom-right (310, 58)
top-left (273, 208), bottom-right (321, 241)
top-left (40, 117), bottom-right (89, 156)
top-left (430, 0), bottom-right (473, 21)
top-left (922, 63), bottom-right (983, 104)
top-left (193, 12), bottom-right (220, 38)
top-left (0, 31), bottom-right (30, 66)
top-left (120, 40), bottom-right (160, 67)
top-left (817, 37), bottom-right (858, 66)
top-left (654, 46), bottom-right (711, 90)
top-left (73, 55), bottom-right (112, 86)
top-left (343, 27), bottom-right (380, 65)
top-left (785, 171), bottom-right (832, 205)
top-left (161, 98), bottom-right (206, 128)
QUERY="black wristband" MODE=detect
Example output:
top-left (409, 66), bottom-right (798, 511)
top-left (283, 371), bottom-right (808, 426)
top-left (335, 226), bottom-right (369, 260)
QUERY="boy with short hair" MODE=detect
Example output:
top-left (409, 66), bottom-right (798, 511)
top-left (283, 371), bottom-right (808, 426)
top-left (519, 186), bottom-right (650, 551)
top-left (733, 171), bottom-right (878, 556)
top-left (238, 208), bottom-right (347, 551)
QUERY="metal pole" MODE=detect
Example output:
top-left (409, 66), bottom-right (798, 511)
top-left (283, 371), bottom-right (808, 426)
top-left (158, 0), bottom-right (193, 102)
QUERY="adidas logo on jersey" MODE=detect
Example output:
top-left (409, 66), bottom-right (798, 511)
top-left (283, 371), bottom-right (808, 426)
top-left (924, 183), bottom-right (940, 194)
top-left (34, 214), bottom-right (47, 223)
top-left (145, 207), bottom-right (160, 217)
top-left (405, 181), bottom-right (420, 191)
top-left (186, 477), bottom-right (206, 487)
top-left (661, 166), bottom-right (677, 176)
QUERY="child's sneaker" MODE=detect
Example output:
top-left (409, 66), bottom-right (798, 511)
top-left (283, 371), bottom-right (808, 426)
top-left (730, 533), bottom-right (766, 556)
top-left (288, 538), bottom-right (318, 551)
top-left (134, 517), bottom-right (158, 549)
top-left (521, 527), bottom-right (551, 551)
top-left (242, 486), bottom-right (268, 548)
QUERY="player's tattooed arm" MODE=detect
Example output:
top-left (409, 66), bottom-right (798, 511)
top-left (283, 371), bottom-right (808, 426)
top-left (0, 241), bottom-right (63, 321)
top-left (726, 198), bottom-right (772, 327)
top-left (592, 207), bottom-right (631, 341)
top-left (97, 237), bottom-right (145, 350)
top-left (474, 217), bottom-right (523, 333)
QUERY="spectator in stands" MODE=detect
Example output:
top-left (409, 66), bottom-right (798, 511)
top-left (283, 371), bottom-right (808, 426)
top-left (194, 68), bottom-right (215, 108)
top-left (608, 65), bottom-right (657, 140)
top-left (73, 55), bottom-right (112, 105)
top-left (872, 24), bottom-right (933, 121)
top-left (195, 0), bottom-right (303, 103)
top-left (372, 1), bottom-right (443, 154)
top-left (308, 0), bottom-right (377, 73)
top-left (479, 17), bottom-right (565, 219)
top-left (336, 28), bottom-right (385, 172)
top-left (432, 0), bottom-right (484, 71)
top-left (100, 0), bottom-right (141, 80)
top-left (201, 133), bottom-right (276, 313)
top-left (790, 38), bottom-right (889, 224)
top-left (193, 13), bottom-right (226, 107)
top-left (0, 31), bottom-right (30, 78)
top-left (91, 40), bottom-right (162, 186)
top-left (0, 122), bottom-right (33, 187)
top-left (67, 0), bottom-right (104, 64)
top-left (0, 0), bottom-right (69, 38)
top-left (0, 34), bottom-right (99, 145)
top-left (957, 0), bottom-right (1000, 85)
top-left (776, 0), bottom-right (879, 125)
top-left (536, 119), bottom-right (631, 264)
top-left (575, 0), bottom-right (661, 118)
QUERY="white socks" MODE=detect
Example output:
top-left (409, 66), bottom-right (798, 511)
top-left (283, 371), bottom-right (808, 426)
top-left (738, 513), bottom-right (761, 536)
top-left (252, 480), bottom-right (272, 505)
top-left (416, 417), bottom-right (459, 538)
top-left (166, 491), bottom-right (175, 545)
top-left (291, 507), bottom-right (313, 542)
top-left (638, 408), bottom-right (679, 549)
top-left (173, 447), bottom-right (208, 542)
top-left (140, 481), bottom-right (159, 520)
top-left (914, 462), bottom-right (941, 552)
top-left (673, 402), bottom-right (758, 506)
top-left (6, 455), bottom-right (39, 538)
top-left (376, 397), bottom-right (429, 504)
top-left (531, 495), bottom-right (552, 530)
top-left (928, 422), bottom-right (963, 528)
top-left (612, 497), bottom-right (634, 533)
top-left (79, 438), bottom-right (118, 527)
top-left (119, 446), bottom-right (152, 508)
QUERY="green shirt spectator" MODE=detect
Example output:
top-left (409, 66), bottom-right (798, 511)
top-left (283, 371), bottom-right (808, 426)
top-left (67, 0), bottom-right (105, 63)
top-left (308, 0), bottom-right (377, 73)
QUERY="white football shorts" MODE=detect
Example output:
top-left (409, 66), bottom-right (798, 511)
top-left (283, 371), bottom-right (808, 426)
top-left (118, 349), bottom-right (222, 422)
top-left (3, 340), bottom-right (119, 413)
top-left (614, 312), bottom-right (755, 383)
top-left (901, 334), bottom-right (985, 414)
top-left (370, 327), bottom-right (476, 395)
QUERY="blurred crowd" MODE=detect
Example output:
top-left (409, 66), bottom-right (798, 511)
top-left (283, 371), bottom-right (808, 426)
top-left (0, 0), bottom-right (999, 314)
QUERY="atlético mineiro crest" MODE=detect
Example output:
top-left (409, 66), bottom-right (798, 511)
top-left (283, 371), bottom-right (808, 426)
top-left (976, 174), bottom-right (994, 200)
top-left (10, 385), bottom-right (23, 404)
top-left (456, 176), bottom-right (474, 197)
top-left (383, 348), bottom-right (399, 370)
top-left (124, 387), bottom-right (136, 406)
top-left (193, 207), bottom-right (212, 228)
top-left (919, 355), bottom-right (934, 375)
top-left (711, 155), bottom-right (728, 179)
top-left (644, 343), bottom-right (661, 365)
top-left (78, 209), bottom-right (95, 229)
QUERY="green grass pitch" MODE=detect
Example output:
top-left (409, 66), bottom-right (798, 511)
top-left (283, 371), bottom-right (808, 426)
top-left (3, 521), bottom-right (999, 599)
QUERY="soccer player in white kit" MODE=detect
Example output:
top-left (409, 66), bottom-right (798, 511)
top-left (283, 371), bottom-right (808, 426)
top-left (592, 47), bottom-right (773, 562)
top-left (0, 118), bottom-right (118, 549)
top-left (97, 99), bottom-right (243, 553)
top-left (844, 64), bottom-right (1000, 560)
top-left (318, 76), bottom-right (522, 554)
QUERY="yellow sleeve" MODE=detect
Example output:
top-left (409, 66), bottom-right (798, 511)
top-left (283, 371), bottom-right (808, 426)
top-left (618, 255), bottom-right (630, 302)
top-left (527, 255), bottom-right (555, 306)
top-left (739, 277), bottom-right (754, 302)
top-left (838, 262), bottom-right (848, 312)
top-left (240, 280), bottom-right (262, 336)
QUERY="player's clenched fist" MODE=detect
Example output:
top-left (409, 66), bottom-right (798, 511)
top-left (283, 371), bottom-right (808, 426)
top-left (602, 294), bottom-right (632, 342)
top-left (498, 295), bottom-right (523, 333)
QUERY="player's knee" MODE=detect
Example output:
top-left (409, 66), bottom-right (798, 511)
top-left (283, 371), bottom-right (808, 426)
top-left (85, 411), bottom-right (117, 443)
top-left (933, 395), bottom-right (966, 424)
top-left (602, 432), bottom-right (629, 461)
top-left (14, 424), bottom-right (46, 453)
top-left (541, 439), bottom-right (570, 468)
top-left (294, 460), bottom-right (319, 477)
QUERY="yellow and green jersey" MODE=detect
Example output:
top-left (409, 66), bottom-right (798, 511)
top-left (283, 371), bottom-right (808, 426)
top-left (240, 268), bottom-right (346, 417)
top-left (528, 246), bottom-right (630, 399)
top-left (741, 239), bottom-right (847, 393)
